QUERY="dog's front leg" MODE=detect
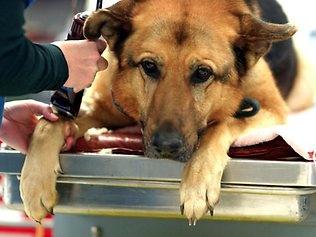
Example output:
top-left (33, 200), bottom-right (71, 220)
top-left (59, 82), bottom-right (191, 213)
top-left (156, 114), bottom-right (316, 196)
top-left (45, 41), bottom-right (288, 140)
top-left (180, 123), bottom-right (233, 224)
top-left (19, 118), bottom-right (76, 223)
top-left (180, 102), bottom-right (287, 224)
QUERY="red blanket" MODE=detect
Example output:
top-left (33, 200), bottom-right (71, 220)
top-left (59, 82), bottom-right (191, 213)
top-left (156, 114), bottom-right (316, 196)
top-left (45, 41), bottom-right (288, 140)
top-left (72, 127), bottom-right (303, 161)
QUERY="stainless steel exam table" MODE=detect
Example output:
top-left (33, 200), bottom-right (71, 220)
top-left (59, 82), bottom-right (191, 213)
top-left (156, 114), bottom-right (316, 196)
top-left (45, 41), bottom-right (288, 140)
top-left (1, 151), bottom-right (316, 224)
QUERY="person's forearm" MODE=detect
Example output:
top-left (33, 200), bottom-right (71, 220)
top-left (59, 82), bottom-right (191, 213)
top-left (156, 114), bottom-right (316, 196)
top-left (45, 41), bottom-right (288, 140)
top-left (0, 40), bottom-right (69, 96)
top-left (0, 0), bottom-right (68, 96)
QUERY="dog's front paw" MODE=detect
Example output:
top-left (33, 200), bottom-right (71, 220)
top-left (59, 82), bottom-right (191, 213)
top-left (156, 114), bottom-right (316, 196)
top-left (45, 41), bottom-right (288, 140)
top-left (20, 155), bottom-right (60, 223)
top-left (180, 160), bottom-right (223, 225)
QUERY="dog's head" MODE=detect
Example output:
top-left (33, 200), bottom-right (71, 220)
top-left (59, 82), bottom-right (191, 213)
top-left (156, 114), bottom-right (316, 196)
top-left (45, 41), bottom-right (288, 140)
top-left (84, 0), bottom-right (296, 162)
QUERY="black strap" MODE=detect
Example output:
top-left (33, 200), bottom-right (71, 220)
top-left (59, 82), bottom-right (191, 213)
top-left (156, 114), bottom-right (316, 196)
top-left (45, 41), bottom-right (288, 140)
top-left (234, 97), bottom-right (260, 119)
top-left (96, 0), bottom-right (103, 9)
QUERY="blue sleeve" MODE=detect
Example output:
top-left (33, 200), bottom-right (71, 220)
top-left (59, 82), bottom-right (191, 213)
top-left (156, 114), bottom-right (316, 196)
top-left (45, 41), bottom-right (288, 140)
top-left (0, 97), bottom-right (4, 126)
top-left (24, 0), bottom-right (35, 7)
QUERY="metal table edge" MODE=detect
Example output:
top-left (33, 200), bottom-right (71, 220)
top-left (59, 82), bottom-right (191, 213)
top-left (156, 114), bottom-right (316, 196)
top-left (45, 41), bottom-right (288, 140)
top-left (0, 151), bottom-right (315, 187)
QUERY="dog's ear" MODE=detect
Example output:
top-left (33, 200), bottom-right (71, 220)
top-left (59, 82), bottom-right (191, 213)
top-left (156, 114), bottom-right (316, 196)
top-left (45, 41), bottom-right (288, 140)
top-left (236, 14), bottom-right (296, 71)
top-left (83, 0), bottom-right (137, 49)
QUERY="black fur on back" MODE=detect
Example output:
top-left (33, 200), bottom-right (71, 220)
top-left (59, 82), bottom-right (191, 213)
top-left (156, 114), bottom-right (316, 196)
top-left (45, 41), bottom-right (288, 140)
top-left (247, 0), bottom-right (298, 99)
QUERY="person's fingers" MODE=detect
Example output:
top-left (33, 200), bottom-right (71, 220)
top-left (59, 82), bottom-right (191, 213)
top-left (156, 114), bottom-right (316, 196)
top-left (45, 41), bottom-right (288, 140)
top-left (73, 87), bottom-right (80, 93)
top-left (0, 120), bottom-right (28, 154)
top-left (97, 57), bottom-right (108, 71)
top-left (61, 136), bottom-right (75, 152)
top-left (19, 145), bottom-right (27, 155)
top-left (95, 39), bottom-right (107, 53)
top-left (39, 105), bottom-right (59, 122)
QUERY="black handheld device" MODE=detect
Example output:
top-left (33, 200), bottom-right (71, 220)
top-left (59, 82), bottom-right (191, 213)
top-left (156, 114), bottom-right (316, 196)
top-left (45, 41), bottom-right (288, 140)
top-left (50, 0), bottom-right (103, 118)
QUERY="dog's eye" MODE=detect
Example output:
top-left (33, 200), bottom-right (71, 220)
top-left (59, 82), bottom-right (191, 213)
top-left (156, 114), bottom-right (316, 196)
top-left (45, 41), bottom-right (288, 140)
top-left (140, 60), bottom-right (160, 79)
top-left (191, 66), bottom-right (214, 84)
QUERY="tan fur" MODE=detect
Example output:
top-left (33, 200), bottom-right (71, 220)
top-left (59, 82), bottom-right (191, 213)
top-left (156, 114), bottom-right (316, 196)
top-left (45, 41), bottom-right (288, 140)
top-left (20, 0), bottom-right (298, 222)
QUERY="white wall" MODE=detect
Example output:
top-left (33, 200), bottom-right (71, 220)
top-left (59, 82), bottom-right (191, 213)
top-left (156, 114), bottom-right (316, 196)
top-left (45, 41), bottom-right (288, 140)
top-left (278, 0), bottom-right (316, 33)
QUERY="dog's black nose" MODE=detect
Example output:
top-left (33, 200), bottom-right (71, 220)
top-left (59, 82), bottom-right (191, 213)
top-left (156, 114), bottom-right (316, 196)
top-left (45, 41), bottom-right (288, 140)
top-left (151, 123), bottom-right (184, 157)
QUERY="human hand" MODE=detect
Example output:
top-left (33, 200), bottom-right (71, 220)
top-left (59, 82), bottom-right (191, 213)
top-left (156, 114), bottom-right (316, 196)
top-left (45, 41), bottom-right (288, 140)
top-left (53, 39), bottom-right (108, 92)
top-left (0, 100), bottom-right (59, 154)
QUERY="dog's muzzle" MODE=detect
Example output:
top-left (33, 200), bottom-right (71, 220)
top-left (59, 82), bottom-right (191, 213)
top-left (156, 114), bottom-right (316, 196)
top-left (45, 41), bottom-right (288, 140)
top-left (150, 122), bottom-right (186, 160)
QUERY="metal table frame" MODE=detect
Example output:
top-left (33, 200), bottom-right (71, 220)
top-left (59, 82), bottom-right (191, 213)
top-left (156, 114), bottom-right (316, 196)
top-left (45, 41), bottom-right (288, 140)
top-left (1, 151), bottom-right (316, 223)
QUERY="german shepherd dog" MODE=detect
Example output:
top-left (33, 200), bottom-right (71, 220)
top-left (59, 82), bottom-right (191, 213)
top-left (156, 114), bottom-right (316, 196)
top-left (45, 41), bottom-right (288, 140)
top-left (20, 0), bottom-right (313, 223)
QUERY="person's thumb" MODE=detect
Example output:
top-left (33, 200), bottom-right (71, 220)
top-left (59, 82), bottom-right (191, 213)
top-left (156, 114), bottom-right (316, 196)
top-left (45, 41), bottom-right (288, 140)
top-left (40, 106), bottom-right (59, 122)
top-left (26, 101), bottom-right (59, 122)
top-left (95, 39), bottom-right (107, 53)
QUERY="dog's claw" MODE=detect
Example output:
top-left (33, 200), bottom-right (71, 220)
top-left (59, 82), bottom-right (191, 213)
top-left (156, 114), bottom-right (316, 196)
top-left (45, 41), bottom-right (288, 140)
top-left (48, 208), bottom-right (54, 215)
top-left (210, 208), bottom-right (214, 216)
top-left (35, 219), bottom-right (42, 225)
top-left (206, 201), bottom-right (214, 216)
top-left (180, 204), bottom-right (184, 215)
top-left (188, 218), bottom-right (197, 226)
top-left (193, 219), bottom-right (197, 226)
top-left (188, 218), bottom-right (193, 226)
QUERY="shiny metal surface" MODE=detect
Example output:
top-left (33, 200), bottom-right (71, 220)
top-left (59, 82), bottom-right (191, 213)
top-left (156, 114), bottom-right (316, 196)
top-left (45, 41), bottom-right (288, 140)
top-left (1, 151), bottom-right (316, 223)
top-left (0, 151), bottom-right (315, 187)
top-left (3, 175), bottom-right (316, 222)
